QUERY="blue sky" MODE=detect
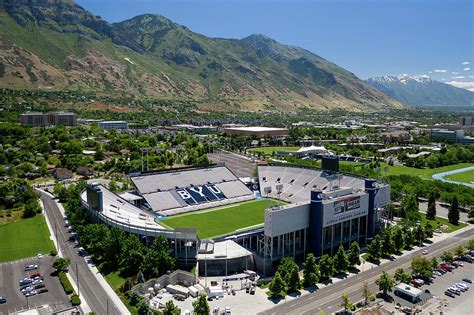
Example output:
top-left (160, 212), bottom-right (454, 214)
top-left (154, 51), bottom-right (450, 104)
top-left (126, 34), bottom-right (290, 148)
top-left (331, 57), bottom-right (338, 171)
top-left (76, 0), bottom-right (473, 89)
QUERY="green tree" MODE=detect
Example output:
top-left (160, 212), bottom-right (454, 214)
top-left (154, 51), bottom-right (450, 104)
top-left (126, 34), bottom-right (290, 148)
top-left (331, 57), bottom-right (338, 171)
top-left (378, 271), bottom-right (395, 296)
top-left (394, 268), bottom-right (411, 284)
top-left (277, 257), bottom-right (298, 283)
top-left (426, 190), bottom-right (437, 220)
top-left (411, 257), bottom-right (432, 279)
top-left (137, 270), bottom-right (145, 284)
top-left (303, 253), bottom-right (320, 287)
top-left (361, 281), bottom-right (372, 306)
top-left (23, 200), bottom-right (40, 218)
top-left (333, 245), bottom-right (350, 273)
top-left (192, 294), bottom-right (210, 315)
top-left (348, 241), bottom-right (361, 266)
top-left (454, 245), bottom-right (465, 257)
top-left (269, 271), bottom-right (287, 298)
top-left (319, 255), bottom-right (334, 280)
top-left (52, 257), bottom-right (70, 273)
top-left (448, 197), bottom-right (460, 225)
top-left (468, 206), bottom-right (474, 220)
top-left (381, 229), bottom-right (396, 256)
top-left (108, 180), bottom-right (118, 192)
top-left (392, 227), bottom-right (405, 251)
top-left (54, 183), bottom-right (68, 202)
top-left (466, 239), bottom-right (474, 251)
top-left (424, 223), bottom-right (434, 239)
top-left (287, 265), bottom-right (302, 292)
top-left (163, 300), bottom-right (181, 315)
top-left (367, 235), bottom-right (382, 262)
top-left (340, 293), bottom-right (354, 313)
top-left (440, 251), bottom-right (454, 263)
top-left (430, 257), bottom-right (439, 270)
top-left (137, 302), bottom-right (151, 315)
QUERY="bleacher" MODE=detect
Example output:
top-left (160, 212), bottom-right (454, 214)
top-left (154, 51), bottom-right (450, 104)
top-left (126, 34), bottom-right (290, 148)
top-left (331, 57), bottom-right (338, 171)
top-left (131, 165), bottom-right (254, 215)
top-left (258, 165), bottom-right (365, 203)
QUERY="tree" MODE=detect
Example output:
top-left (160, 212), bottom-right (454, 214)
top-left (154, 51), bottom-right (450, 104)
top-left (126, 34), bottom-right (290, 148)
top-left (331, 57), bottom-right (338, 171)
top-left (108, 180), bottom-right (118, 192)
top-left (287, 265), bottom-right (302, 292)
top-left (23, 200), bottom-right (40, 218)
top-left (448, 197), bottom-right (460, 225)
top-left (277, 257), bottom-right (298, 283)
top-left (426, 190), bottom-right (437, 220)
top-left (303, 253), bottom-right (320, 287)
top-left (378, 271), bottom-right (395, 296)
top-left (392, 227), bottom-right (405, 251)
top-left (192, 294), bottom-right (210, 315)
top-left (163, 300), bottom-right (180, 315)
top-left (348, 241), bottom-right (361, 266)
top-left (454, 245), bottom-right (465, 258)
top-left (54, 183), bottom-right (68, 202)
top-left (414, 225), bottom-right (425, 245)
top-left (319, 255), bottom-right (334, 280)
top-left (333, 245), bottom-right (350, 273)
top-left (431, 257), bottom-right (438, 270)
top-left (469, 206), bottom-right (474, 220)
top-left (340, 293), bottom-right (354, 313)
top-left (269, 271), bottom-right (287, 298)
top-left (466, 239), bottom-right (474, 251)
top-left (381, 229), bottom-right (396, 256)
top-left (361, 281), bottom-right (372, 306)
top-left (411, 257), bottom-right (433, 279)
top-left (137, 270), bottom-right (145, 284)
top-left (424, 223), bottom-right (434, 239)
top-left (394, 268), bottom-right (411, 284)
top-left (367, 235), bottom-right (382, 262)
top-left (441, 251), bottom-right (454, 263)
top-left (53, 257), bottom-right (70, 273)
top-left (137, 302), bottom-right (151, 315)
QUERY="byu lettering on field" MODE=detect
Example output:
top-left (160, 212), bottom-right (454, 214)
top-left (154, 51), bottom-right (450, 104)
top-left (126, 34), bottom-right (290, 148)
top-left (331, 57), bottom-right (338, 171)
top-left (175, 185), bottom-right (226, 204)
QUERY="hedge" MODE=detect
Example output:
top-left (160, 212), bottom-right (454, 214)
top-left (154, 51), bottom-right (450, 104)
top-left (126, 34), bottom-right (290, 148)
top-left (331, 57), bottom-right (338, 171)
top-left (58, 271), bottom-right (74, 295)
top-left (71, 294), bottom-right (81, 306)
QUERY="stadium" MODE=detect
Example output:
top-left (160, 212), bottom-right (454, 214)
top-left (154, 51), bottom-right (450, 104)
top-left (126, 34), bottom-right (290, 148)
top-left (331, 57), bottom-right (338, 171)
top-left (81, 159), bottom-right (391, 276)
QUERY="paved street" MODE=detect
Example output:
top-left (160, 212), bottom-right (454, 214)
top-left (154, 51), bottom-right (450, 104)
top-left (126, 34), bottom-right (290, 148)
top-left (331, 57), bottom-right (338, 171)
top-left (419, 201), bottom-right (469, 222)
top-left (40, 192), bottom-right (122, 315)
top-left (260, 227), bottom-right (474, 315)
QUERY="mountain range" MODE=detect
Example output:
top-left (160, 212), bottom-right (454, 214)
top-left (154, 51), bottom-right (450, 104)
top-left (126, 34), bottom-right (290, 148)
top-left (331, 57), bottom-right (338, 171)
top-left (0, 0), bottom-right (403, 113)
top-left (366, 75), bottom-right (474, 107)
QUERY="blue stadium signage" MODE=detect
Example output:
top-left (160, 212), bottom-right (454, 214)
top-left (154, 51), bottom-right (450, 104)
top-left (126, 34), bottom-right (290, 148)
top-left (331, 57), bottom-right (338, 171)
top-left (176, 185), bottom-right (226, 204)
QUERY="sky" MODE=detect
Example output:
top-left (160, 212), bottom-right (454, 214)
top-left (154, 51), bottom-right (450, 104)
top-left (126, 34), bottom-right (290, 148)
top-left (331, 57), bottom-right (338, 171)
top-left (76, 0), bottom-right (473, 90)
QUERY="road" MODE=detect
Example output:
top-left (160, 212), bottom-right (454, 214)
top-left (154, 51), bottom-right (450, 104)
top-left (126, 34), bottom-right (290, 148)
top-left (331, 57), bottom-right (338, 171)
top-left (260, 227), bottom-right (474, 315)
top-left (40, 192), bottom-right (122, 315)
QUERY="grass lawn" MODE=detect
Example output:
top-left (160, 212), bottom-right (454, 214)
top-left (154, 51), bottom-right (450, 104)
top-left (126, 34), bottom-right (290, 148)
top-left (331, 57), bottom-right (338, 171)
top-left (249, 146), bottom-right (299, 155)
top-left (0, 215), bottom-right (55, 263)
top-left (445, 169), bottom-right (474, 184)
top-left (161, 199), bottom-right (285, 239)
top-left (419, 213), bottom-right (467, 233)
top-left (105, 271), bottom-right (127, 292)
top-left (383, 163), bottom-right (474, 180)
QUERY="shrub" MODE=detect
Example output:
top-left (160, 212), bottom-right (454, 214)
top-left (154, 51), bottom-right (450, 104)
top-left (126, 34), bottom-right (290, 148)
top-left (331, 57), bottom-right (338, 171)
top-left (50, 249), bottom-right (58, 256)
top-left (71, 294), bottom-right (81, 306)
top-left (58, 271), bottom-right (74, 295)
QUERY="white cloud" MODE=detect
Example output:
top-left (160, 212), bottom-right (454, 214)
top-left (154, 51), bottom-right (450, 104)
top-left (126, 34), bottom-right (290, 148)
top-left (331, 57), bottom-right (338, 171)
top-left (446, 80), bottom-right (474, 91)
top-left (469, 76), bottom-right (474, 78)
top-left (464, 67), bottom-right (471, 71)
top-left (434, 69), bottom-right (447, 73)
top-left (428, 71), bottom-right (432, 74)
top-left (462, 61), bottom-right (470, 65)
top-left (441, 78), bottom-right (446, 81)
top-left (452, 72), bottom-right (459, 74)
top-left (452, 76), bottom-right (466, 79)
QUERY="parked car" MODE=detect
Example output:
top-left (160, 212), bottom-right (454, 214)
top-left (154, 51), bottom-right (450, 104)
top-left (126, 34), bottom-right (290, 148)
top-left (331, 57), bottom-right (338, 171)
top-left (25, 290), bottom-right (37, 297)
top-left (444, 290), bottom-right (455, 298)
top-left (37, 288), bottom-right (48, 294)
top-left (19, 279), bottom-right (33, 286)
top-left (422, 249), bottom-right (428, 255)
top-left (448, 287), bottom-right (461, 295)
top-left (37, 253), bottom-right (43, 259)
top-left (0, 296), bottom-right (6, 304)
top-left (24, 264), bottom-right (38, 271)
top-left (411, 278), bottom-right (424, 286)
top-left (30, 272), bottom-right (41, 278)
top-left (462, 278), bottom-right (472, 284)
top-left (34, 283), bottom-right (45, 289)
top-left (455, 283), bottom-right (468, 291)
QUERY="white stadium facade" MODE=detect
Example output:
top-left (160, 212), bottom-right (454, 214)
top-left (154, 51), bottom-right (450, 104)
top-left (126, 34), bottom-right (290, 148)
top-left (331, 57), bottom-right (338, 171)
top-left (81, 162), bottom-right (391, 275)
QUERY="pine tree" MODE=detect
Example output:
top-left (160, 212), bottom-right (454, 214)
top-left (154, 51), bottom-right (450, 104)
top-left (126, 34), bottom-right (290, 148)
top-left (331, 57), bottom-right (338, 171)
top-left (192, 294), bottom-right (210, 315)
top-left (287, 265), bottom-right (302, 292)
top-left (269, 271), bottom-right (287, 298)
top-left (163, 300), bottom-right (180, 315)
top-left (303, 253), bottom-right (320, 287)
top-left (426, 190), bottom-right (437, 220)
top-left (333, 245), bottom-right (350, 273)
top-left (319, 255), bottom-right (335, 280)
top-left (348, 241), bottom-right (361, 266)
top-left (448, 197), bottom-right (460, 225)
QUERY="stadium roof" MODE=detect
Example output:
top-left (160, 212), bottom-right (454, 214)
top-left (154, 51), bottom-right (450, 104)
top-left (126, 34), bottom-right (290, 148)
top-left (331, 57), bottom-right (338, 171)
top-left (297, 145), bottom-right (328, 153)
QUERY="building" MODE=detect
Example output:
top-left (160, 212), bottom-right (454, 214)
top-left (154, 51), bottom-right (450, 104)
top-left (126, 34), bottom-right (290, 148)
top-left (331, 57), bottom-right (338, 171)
top-left (98, 121), bottom-right (129, 130)
top-left (20, 111), bottom-right (77, 126)
top-left (394, 283), bottom-right (422, 303)
top-left (430, 129), bottom-right (474, 144)
top-left (224, 126), bottom-right (289, 137)
top-left (380, 130), bottom-right (412, 143)
top-left (53, 168), bottom-right (73, 181)
top-left (459, 116), bottom-right (473, 127)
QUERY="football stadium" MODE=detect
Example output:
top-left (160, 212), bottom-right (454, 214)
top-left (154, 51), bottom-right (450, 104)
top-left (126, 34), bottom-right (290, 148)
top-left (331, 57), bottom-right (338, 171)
top-left (81, 159), bottom-right (391, 276)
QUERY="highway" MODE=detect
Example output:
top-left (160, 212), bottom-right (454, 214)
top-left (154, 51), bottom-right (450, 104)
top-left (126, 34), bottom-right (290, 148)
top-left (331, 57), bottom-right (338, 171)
top-left (260, 227), bottom-right (474, 315)
top-left (40, 192), bottom-right (122, 315)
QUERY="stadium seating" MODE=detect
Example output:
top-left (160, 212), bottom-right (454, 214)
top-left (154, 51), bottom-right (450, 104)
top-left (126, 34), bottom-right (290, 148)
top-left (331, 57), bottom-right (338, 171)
top-left (258, 165), bottom-right (365, 203)
top-left (131, 166), bottom-right (254, 215)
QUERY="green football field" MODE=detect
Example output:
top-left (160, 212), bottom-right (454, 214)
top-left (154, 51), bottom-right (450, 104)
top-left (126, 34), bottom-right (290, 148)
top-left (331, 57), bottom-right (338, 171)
top-left (0, 215), bottom-right (55, 263)
top-left (161, 199), bottom-right (285, 239)
top-left (445, 169), bottom-right (474, 184)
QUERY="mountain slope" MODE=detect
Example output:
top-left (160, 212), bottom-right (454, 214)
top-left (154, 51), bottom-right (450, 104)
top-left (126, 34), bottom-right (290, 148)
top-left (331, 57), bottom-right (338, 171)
top-left (366, 75), bottom-right (474, 107)
top-left (0, 0), bottom-right (403, 112)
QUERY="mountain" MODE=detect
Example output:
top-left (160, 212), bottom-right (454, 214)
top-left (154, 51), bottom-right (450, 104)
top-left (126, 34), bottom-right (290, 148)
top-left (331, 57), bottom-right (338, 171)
top-left (0, 0), bottom-right (403, 112)
top-left (366, 75), bottom-right (474, 107)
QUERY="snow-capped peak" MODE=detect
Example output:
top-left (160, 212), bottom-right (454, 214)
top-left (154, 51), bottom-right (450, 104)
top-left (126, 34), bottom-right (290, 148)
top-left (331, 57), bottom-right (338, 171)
top-left (368, 74), bottom-right (433, 84)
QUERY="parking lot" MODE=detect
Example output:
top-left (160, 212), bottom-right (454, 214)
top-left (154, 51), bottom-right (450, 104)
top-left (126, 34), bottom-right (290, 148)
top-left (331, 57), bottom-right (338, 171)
top-left (387, 259), bottom-right (474, 313)
top-left (0, 255), bottom-right (70, 314)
